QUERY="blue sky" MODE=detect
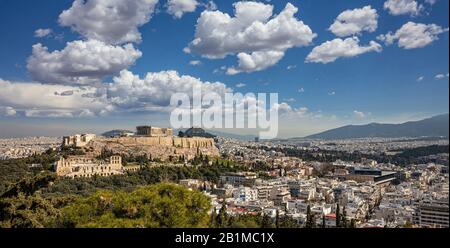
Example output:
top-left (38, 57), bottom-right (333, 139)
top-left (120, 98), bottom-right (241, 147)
top-left (0, 0), bottom-right (448, 138)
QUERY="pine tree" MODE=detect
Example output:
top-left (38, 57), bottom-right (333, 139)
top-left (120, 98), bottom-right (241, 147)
top-left (210, 208), bottom-right (217, 227)
top-left (261, 214), bottom-right (273, 228)
top-left (342, 206), bottom-right (348, 228)
top-left (225, 214), bottom-right (234, 228)
top-left (275, 210), bottom-right (280, 228)
top-left (350, 219), bottom-right (356, 228)
top-left (335, 204), bottom-right (340, 228)
top-left (322, 214), bottom-right (326, 228)
top-left (305, 205), bottom-right (315, 228)
top-left (216, 201), bottom-right (228, 228)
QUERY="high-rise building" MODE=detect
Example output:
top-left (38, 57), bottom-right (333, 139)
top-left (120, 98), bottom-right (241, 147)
top-left (414, 199), bottom-right (449, 228)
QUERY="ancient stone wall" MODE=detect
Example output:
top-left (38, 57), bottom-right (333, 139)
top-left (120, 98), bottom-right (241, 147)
top-left (89, 136), bottom-right (219, 161)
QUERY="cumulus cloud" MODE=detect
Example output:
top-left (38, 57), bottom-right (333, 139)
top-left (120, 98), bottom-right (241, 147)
top-left (377, 22), bottom-right (449, 49)
top-left (383, 0), bottom-right (424, 16)
top-left (329, 6), bottom-right (378, 37)
top-left (58, 0), bottom-right (158, 45)
top-left (34, 28), bottom-right (52, 38)
top-left (306, 37), bottom-right (382, 64)
top-left (27, 39), bottom-right (142, 85)
top-left (0, 78), bottom-right (109, 117)
top-left (235, 83), bottom-right (246, 88)
top-left (167, 0), bottom-right (199, 18)
top-left (353, 110), bottom-right (366, 118)
top-left (417, 76), bottom-right (425, 82)
top-left (107, 70), bottom-right (232, 110)
top-left (226, 50), bottom-right (285, 75)
top-left (272, 103), bottom-right (308, 116)
top-left (0, 106), bottom-right (17, 117)
top-left (187, 2), bottom-right (316, 73)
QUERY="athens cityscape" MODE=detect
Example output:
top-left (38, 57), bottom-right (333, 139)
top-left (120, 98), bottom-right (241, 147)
top-left (0, 0), bottom-right (449, 235)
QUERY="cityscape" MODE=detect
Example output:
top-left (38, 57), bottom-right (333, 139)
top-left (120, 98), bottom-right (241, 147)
top-left (0, 0), bottom-right (448, 236)
top-left (0, 123), bottom-right (448, 228)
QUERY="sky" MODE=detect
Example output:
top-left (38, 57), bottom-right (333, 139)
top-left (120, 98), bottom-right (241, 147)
top-left (0, 0), bottom-right (449, 138)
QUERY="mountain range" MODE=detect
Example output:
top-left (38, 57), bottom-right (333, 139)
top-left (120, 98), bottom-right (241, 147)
top-left (305, 114), bottom-right (449, 140)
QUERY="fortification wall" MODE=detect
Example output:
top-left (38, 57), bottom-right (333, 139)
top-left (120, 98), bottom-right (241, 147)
top-left (90, 136), bottom-right (219, 161)
top-left (99, 136), bottom-right (215, 148)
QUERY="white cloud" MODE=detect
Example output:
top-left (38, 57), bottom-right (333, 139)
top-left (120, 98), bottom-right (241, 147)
top-left (435, 74), bottom-right (446, 80)
top-left (78, 109), bottom-right (96, 117)
top-left (353, 110), bottom-right (366, 118)
top-left (306, 37), bottom-right (382, 64)
top-left (226, 50), bottom-right (284, 75)
top-left (328, 91), bottom-right (336, 96)
top-left (24, 109), bottom-right (74, 118)
top-left (189, 60), bottom-right (202, 66)
top-left (417, 76), bottom-right (425, 82)
top-left (425, 0), bottom-right (437, 4)
top-left (287, 65), bottom-right (297, 70)
top-left (0, 106), bottom-right (17, 117)
top-left (167, 0), bottom-right (199, 19)
top-left (377, 22), bottom-right (449, 49)
top-left (0, 78), bottom-right (109, 117)
top-left (27, 39), bottom-right (142, 85)
top-left (383, 0), bottom-right (423, 16)
top-left (235, 83), bottom-right (246, 88)
top-left (107, 69), bottom-right (232, 110)
top-left (329, 6), bottom-right (378, 37)
top-left (34, 28), bottom-right (52, 38)
top-left (58, 0), bottom-right (158, 45)
top-left (203, 1), bottom-right (217, 11)
top-left (272, 103), bottom-right (308, 117)
top-left (298, 88), bottom-right (305, 93)
top-left (187, 2), bottom-right (316, 73)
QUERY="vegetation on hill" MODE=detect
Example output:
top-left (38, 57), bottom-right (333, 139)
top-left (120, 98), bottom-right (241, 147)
top-left (257, 145), bottom-right (449, 166)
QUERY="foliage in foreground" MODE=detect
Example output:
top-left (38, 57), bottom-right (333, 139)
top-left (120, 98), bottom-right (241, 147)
top-left (59, 183), bottom-right (211, 228)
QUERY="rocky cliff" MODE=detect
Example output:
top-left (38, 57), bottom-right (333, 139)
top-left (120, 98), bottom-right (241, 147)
top-left (88, 136), bottom-right (219, 160)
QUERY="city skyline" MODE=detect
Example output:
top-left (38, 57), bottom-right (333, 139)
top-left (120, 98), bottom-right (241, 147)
top-left (0, 0), bottom-right (449, 138)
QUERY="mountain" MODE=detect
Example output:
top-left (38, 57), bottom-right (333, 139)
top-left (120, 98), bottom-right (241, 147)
top-left (306, 114), bottom-right (449, 140)
top-left (209, 131), bottom-right (256, 141)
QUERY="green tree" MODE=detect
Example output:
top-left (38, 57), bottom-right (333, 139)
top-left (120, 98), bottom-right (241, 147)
top-left (342, 206), bottom-right (348, 228)
top-left (216, 200), bottom-right (228, 228)
top-left (305, 205), bottom-right (315, 228)
top-left (59, 183), bottom-right (211, 228)
top-left (322, 214), bottom-right (326, 228)
top-left (209, 208), bottom-right (217, 227)
top-left (350, 219), bottom-right (356, 228)
top-left (275, 210), bottom-right (280, 228)
top-left (336, 204), bottom-right (340, 228)
top-left (261, 214), bottom-right (273, 228)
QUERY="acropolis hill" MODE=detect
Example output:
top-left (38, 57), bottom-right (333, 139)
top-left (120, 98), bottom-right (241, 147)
top-left (63, 126), bottom-right (219, 161)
